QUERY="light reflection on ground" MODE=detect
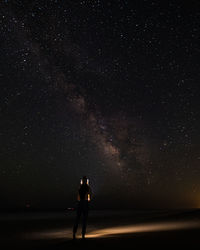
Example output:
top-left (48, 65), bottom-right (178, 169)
top-left (87, 221), bottom-right (200, 238)
top-left (26, 220), bottom-right (200, 240)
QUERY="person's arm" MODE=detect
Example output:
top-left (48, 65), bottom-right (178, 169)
top-left (88, 186), bottom-right (92, 201)
top-left (77, 187), bottom-right (80, 201)
top-left (77, 192), bottom-right (80, 201)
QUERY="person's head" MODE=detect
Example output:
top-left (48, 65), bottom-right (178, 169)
top-left (82, 176), bottom-right (87, 185)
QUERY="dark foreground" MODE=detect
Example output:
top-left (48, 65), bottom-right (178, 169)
top-left (1, 209), bottom-right (200, 249)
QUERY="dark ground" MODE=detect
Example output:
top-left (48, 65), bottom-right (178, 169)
top-left (1, 209), bottom-right (200, 249)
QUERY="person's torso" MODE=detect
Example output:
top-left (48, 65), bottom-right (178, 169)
top-left (78, 184), bottom-right (89, 201)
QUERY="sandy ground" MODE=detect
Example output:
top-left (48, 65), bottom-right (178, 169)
top-left (1, 209), bottom-right (200, 249)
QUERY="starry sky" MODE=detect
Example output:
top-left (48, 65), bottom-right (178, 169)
top-left (0, 0), bottom-right (200, 210)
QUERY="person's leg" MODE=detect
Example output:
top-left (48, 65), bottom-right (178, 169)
top-left (82, 201), bottom-right (88, 238)
top-left (73, 204), bottom-right (81, 239)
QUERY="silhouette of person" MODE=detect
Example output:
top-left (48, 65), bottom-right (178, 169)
top-left (73, 176), bottom-right (92, 239)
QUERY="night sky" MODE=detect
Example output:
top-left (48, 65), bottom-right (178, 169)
top-left (1, 0), bottom-right (200, 209)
